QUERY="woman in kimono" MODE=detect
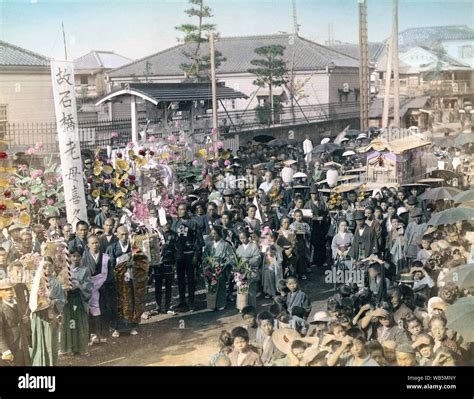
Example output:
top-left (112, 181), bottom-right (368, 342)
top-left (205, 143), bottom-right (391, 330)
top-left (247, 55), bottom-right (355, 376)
top-left (61, 248), bottom-right (92, 355)
top-left (277, 217), bottom-right (297, 277)
top-left (235, 230), bottom-right (261, 308)
top-left (203, 226), bottom-right (236, 311)
top-left (262, 232), bottom-right (283, 299)
top-left (331, 218), bottom-right (354, 272)
top-left (30, 256), bottom-right (65, 366)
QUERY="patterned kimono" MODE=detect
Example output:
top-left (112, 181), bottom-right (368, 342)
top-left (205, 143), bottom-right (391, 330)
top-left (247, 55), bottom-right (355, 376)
top-left (107, 241), bottom-right (148, 332)
top-left (236, 242), bottom-right (261, 308)
top-left (61, 265), bottom-right (92, 355)
top-left (30, 275), bottom-right (65, 366)
top-left (203, 239), bottom-right (236, 309)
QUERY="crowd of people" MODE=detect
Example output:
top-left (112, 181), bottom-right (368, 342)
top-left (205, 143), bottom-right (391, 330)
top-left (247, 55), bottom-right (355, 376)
top-left (0, 134), bottom-right (472, 367)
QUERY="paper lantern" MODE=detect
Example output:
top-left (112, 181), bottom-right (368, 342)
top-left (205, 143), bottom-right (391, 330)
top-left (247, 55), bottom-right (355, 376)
top-left (281, 167), bottom-right (294, 184)
top-left (327, 169), bottom-right (339, 187)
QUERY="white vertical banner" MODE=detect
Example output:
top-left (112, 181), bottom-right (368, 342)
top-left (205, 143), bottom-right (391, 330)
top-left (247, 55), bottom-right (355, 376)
top-left (51, 60), bottom-right (88, 227)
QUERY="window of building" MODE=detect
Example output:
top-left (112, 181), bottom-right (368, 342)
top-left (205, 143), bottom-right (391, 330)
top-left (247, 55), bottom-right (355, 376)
top-left (80, 75), bottom-right (88, 85)
top-left (460, 45), bottom-right (474, 59)
top-left (0, 105), bottom-right (7, 137)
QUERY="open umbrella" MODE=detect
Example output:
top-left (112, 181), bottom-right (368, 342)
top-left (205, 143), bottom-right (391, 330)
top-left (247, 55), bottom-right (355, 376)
top-left (453, 189), bottom-right (474, 204)
top-left (429, 170), bottom-right (460, 180)
top-left (312, 143), bottom-right (342, 154)
top-left (441, 263), bottom-right (474, 290)
top-left (445, 297), bottom-right (474, 342)
top-left (454, 133), bottom-right (474, 147)
top-left (342, 150), bottom-right (356, 157)
top-left (427, 207), bottom-right (474, 226)
top-left (418, 186), bottom-right (462, 201)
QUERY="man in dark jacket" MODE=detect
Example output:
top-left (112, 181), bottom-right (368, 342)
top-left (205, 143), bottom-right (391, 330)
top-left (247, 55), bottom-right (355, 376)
top-left (348, 211), bottom-right (379, 261)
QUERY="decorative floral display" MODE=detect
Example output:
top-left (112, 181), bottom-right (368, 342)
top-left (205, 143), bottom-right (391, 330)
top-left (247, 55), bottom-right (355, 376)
top-left (203, 255), bottom-right (223, 294)
top-left (232, 256), bottom-right (257, 294)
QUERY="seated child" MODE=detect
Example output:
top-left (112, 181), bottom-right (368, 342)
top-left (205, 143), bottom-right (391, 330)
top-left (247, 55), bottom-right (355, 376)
top-left (210, 330), bottom-right (233, 366)
top-left (229, 327), bottom-right (263, 366)
top-left (256, 311), bottom-right (285, 366)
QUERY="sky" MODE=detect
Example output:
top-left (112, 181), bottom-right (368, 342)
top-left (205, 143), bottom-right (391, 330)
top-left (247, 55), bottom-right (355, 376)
top-left (0, 0), bottom-right (473, 61)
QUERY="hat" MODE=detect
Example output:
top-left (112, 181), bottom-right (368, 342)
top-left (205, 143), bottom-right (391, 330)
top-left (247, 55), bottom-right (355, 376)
top-left (396, 343), bottom-right (415, 354)
top-left (407, 196), bottom-right (419, 205)
top-left (354, 211), bottom-right (365, 220)
top-left (430, 240), bottom-right (450, 252)
top-left (397, 207), bottom-right (408, 216)
top-left (410, 208), bottom-right (423, 217)
top-left (310, 311), bottom-right (332, 324)
top-left (321, 334), bottom-right (343, 347)
top-left (0, 280), bottom-right (13, 290)
top-left (45, 210), bottom-right (60, 220)
top-left (320, 138), bottom-right (331, 144)
top-left (272, 328), bottom-right (301, 355)
top-left (260, 196), bottom-right (270, 206)
top-left (293, 185), bottom-right (310, 190)
top-left (283, 160), bottom-right (297, 167)
top-left (398, 273), bottom-right (415, 284)
top-left (293, 172), bottom-right (307, 179)
top-left (309, 186), bottom-right (319, 194)
top-left (302, 345), bottom-right (323, 364)
top-left (356, 133), bottom-right (367, 140)
top-left (222, 189), bottom-right (234, 197)
top-left (8, 224), bottom-right (22, 233)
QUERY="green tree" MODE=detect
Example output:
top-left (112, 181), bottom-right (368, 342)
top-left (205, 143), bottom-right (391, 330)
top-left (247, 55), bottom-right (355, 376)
top-left (248, 45), bottom-right (287, 124)
top-left (175, 0), bottom-right (225, 81)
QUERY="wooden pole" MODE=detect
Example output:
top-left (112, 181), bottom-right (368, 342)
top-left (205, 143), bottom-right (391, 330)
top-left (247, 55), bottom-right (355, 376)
top-left (210, 33), bottom-right (218, 154)
top-left (62, 22), bottom-right (68, 60)
top-left (358, 0), bottom-right (369, 131)
top-left (382, 33), bottom-right (394, 129)
top-left (392, 0), bottom-right (400, 128)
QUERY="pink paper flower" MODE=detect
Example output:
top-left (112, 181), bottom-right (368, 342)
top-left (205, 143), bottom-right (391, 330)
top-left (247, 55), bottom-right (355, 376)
top-left (34, 142), bottom-right (44, 150)
top-left (18, 164), bottom-right (28, 172)
top-left (209, 146), bottom-right (215, 153)
top-left (224, 160), bottom-right (231, 166)
top-left (148, 135), bottom-right (156, 143)
top-left (201, 169), bottom-right (207, 176)
top-left (212, 162), bottom-right (219, 169)
top-left (104, 179), bottom-right (111, 184)
top-left (111, 131), bottom-right (119, 138)
top-left (47, 198), bottom-right (54, 205)
top-left (127, 142), bottom-right (134, 149)
top-left (31, 169), bottom-right (44, 179)
top-left (217, 141), bottom-right (223, 149)
top-left (21, 189), bottom-right (29, 196)
top-left (30, 196), bottom-right (37, 205)
top-left (192, 160), bottom-right (199, 167)
top-left (167, 135), bottom-right (176, 143)
top-left (26, 147), bottom-right (36, 156)
top-left (56, 175), bottom-right (63, 183)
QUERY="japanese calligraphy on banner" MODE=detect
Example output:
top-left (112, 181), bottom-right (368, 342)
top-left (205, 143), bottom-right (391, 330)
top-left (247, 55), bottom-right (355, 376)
top-left (50, 60), bottom-right (88, 227)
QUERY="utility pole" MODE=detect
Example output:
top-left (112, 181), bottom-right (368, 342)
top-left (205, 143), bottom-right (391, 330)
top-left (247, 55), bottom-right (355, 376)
top-left (358, 0), bottom-right (369, 131)
top-left (290, 0), bottom-right (299, 124)
top-left (392, 0), bottom-right (400, 128)
top-left (382, 34), bottom-right (393, 129)
top-left (209, 33), bottom-right (218, 153)
top-left (62, 22), bottom-right (68, 60)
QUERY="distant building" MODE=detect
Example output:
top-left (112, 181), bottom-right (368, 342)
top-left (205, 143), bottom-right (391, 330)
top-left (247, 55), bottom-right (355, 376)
top-left (106, 34), bottom-right (361, 120)
top-left (74, 50), bottom-right (132, 101)
top-left (0, 40), bottom-right (55, 131)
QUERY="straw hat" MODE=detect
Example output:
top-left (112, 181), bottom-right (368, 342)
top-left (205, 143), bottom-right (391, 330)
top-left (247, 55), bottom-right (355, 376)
top-left (0, 279), bottom-right (14, 290)
top-left (272, 328), bottom-right (301, 355)
top-left (310, 311), bottom-right (332, 324)
top-left (430, 240), bottom-right (450, 252)
top-left (283, 160), bottom-right (297, 167)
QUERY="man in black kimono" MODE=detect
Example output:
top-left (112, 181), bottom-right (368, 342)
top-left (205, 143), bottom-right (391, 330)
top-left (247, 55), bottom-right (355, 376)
top-left (99, 217), bottom-right (118, 253)
top-left (68, 220), bottom-right (89, 253)
top-left (172, 203), bottom-right (204, 313)
top-left (0, 281), bottom-right (31, 366)
top-left (260, 196), bottom-right (280, 231)
top-left (348, 211), bottom-right (379, 261)
top-left (304, 186), bottom-right (329, 267)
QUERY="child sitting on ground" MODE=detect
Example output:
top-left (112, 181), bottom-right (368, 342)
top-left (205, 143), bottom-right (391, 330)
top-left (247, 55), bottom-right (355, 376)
top-left (210, 330), bottom-right (233, 366)
top-left (255, 311), bottom-right (285, 366)
top-left (228, 327), bottom-right (263, 366)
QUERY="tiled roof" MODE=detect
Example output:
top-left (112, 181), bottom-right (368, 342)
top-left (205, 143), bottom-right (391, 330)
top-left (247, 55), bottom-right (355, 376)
top-left (108, 34), bottom-right (359, 78)
top-left (397, 25), bottom-right (474, 50)
top-left (74, 50), bottom-right (133, 70)
top-left (0, 40), bottom-right (50, 67)
top-left (327, 42), bottom-right (385, 63)
top-left (369, 96), bottom-right (430, 119)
